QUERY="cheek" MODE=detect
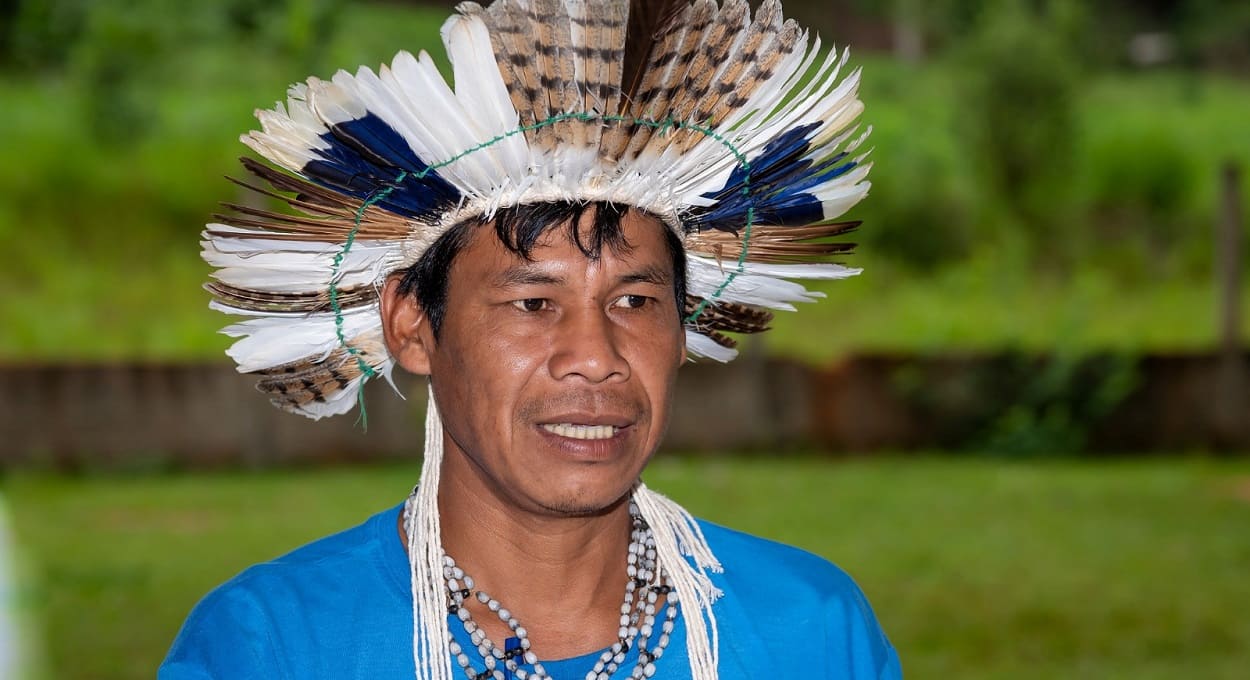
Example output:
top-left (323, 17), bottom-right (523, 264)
top-left (441, 314), bottom-right (547, 406)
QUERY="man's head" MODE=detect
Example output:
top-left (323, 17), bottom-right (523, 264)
top-left (379, 202), bottom-right (687, 517)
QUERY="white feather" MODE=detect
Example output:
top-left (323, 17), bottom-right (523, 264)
top-left (221, 306), bottom-right (381, 372)
top-left (687, 254), bottom-right (860, 310)
top-left (683, 329), bottom-right (739, 362)
top-left (294, 359), bottom-right (395, 421)
top-left (202, 227), bottom-right (404, 292)
top-left (442, 11), bottom-right (530, 186)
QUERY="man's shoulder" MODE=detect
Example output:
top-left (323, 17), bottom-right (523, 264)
top-left (695, 519), bottom-right (901, 678)
top-left (229, 503), bottom-right (400, 588)
top-left (160, 504), bottom-right (411, 678)
top-left (182, 502), bottom-right (405, 624)
top-left (697, 519), bottom-right (861, 596)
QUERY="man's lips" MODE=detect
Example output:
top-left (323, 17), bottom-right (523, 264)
top-left (540, 423), bottom-right (620, 440)
top-left (537, 414), bottom-right (634, 441)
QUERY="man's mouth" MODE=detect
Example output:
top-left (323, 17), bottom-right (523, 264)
top-left (540, 423), bottom-right (621, 440)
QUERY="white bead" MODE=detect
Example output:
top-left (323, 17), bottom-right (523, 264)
top-left (524, 651), bottom-right (538, 665)
top-left (644, 662), bottom-right (657, 677)
top-left (497, 607), bottom-right (511, 621)
top-left (514, 626), bottom-right (527, 638)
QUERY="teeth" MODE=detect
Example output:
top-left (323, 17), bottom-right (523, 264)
top-left (541, 423), bottom-right (619, 440)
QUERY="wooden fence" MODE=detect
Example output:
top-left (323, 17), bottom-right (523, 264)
top-left (1, 352), bottom-right (1246, 469)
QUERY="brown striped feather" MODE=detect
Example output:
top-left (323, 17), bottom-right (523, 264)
top-left (254, 333), bottom-right (387, 411)
top-left (527, 0), bottom-right (571, 151)
top-left (650, 0), bottom-right (748, 155)
top-left (684, 296), bottom-right (773, 335)
top-left (206, 282), bottom-right (378, 314)
top-left (684, 1), bottom-right (797, 151)
top-left (617, 0), bottom-right (713, 161)
top-left (684, 221), bottom-right (860, 263)
top-left (600, 0), bottom-right (694, 161)
top-left (483, 0), bottom-right (546, 136)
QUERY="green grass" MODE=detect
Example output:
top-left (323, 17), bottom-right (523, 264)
top-left (4, 457), bottom-right (1249, 679)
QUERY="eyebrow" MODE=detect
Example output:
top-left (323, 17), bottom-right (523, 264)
top-left (493, 265), bottom-right (564, 289)
top-left (619, 264), bottom-right (671, 286)
top-left (493, 262), bottom-right (672, 289)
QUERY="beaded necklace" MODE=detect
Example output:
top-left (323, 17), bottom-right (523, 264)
top-left (407, 502), bottom-right (678, 680)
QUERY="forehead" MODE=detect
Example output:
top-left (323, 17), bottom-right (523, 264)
top-left (451, 208), bottom-right (674, 284)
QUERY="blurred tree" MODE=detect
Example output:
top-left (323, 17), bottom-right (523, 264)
top-left (2, 0), bottom-right (345, 144)
top-left (861, 143), bottom-right (972, 271)
top-left (2, 0), bottom-right (90, 71)
top-left (1178, 0), bottom-right (1250, 72)
top-left (956, 0), bottom-right (1084, 255)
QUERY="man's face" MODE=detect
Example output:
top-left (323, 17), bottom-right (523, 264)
top-left (394, 209), bottom-right (686, 517)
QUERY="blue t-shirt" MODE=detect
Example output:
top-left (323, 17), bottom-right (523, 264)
top-left (160, 504), bottom-right (901, 679)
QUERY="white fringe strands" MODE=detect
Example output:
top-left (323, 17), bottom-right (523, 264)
top-left (632, 482), bottom-right (724, 680)
top-left (408, 383), bottom-right (455, 680)
top-left (404, 386), bottom-right (724, 680)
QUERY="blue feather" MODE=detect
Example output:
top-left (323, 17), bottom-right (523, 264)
top-left (691, 122), bottom-right (858, 232)
top-left (300, 112), bottom-right (460, 219)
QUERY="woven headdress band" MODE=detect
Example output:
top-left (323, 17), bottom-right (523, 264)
top-left (205, 0), bottom-right (870, 421)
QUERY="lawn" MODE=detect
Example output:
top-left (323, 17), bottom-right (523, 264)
top-left (3, 456), bottom-right (1248, 679)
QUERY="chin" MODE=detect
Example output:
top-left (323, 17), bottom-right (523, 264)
top-left (532, 485), bottom-right (633, 518)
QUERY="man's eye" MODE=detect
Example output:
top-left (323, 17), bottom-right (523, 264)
top-left (615, 294), bottom-right (649, 309)
top-left (513, 298), bottom-right (546, 312)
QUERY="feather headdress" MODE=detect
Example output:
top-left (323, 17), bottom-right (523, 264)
top-left (204, 2), bottom-right (870, 678)
top-left (207, 0), bottom-right (870, 419)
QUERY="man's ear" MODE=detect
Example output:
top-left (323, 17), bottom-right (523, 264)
top-left (379, 274), bottom-right (433, 376)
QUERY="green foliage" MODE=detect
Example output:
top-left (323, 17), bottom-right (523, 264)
top-left (5, 458), bottom-right (1250, 679)
top-left (1080, 117), bottom-right (1202, 271)
top-left (1178, 0), bottom-right (1250, 69)
top-left (858, 141), bottom-right (971, 271)
top-left (972, 352), bottom-right (1141, 456)
top-left (956, 0), bottom-right (1083, 247)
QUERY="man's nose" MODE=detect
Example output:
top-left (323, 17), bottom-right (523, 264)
top-left (548, 305), bottom-right (629, 383)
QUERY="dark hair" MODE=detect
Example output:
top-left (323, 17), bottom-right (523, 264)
top-left (396, 201), bottom-right (687, 338)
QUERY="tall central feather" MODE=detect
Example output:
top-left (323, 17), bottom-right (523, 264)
top-left (620, 0), bottom-right (688, 111)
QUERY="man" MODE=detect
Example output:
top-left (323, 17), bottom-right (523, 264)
top-left (162, 1), bottom-right (899, 678)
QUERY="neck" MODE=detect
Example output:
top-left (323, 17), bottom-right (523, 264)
top-left (402, 447), bottom-right (637, 659)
